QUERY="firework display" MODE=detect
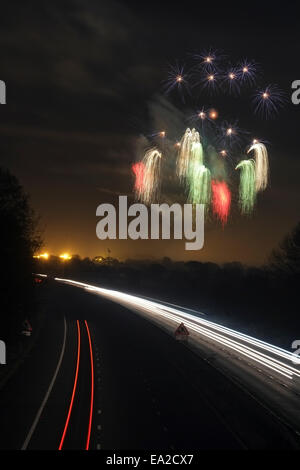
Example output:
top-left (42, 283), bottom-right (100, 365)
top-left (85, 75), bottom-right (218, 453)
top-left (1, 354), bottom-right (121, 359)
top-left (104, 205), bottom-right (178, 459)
top-left (162, 62), bottom-right (190, 101)
top-left (132, 48), bottom-right (284, 224)
top-left (132, 162), bottom-right (145, 194)
top-left (247, 142), bottom-right (269, 191)
top-left (237, 60), bottom-right (257, 86)
top-left (211, 181), bottom-right (231, 226)
top-left (190, 141), bottom-right (204, 169)
top-left (133, 149), bottom-right (162, 204)
top-left (253, 84), bottom-right (286, 119)
top-left (188, 163), bottom-right (211, 205)
top-left (177, 128), bottom-right (200, 181)
top-left (235, 160), bottom-right (256, 214)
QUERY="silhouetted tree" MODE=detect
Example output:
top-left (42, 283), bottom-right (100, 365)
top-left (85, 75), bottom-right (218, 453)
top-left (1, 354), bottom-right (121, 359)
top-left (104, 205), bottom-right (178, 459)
top-left (270, 222), bottom-right (300, 276)
top-left (0, 167), bottom-right (42, 341)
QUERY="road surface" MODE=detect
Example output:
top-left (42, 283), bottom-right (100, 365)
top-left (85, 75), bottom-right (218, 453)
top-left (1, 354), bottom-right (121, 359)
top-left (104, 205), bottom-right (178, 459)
top-left (0, 278), bottom-right (299, 450)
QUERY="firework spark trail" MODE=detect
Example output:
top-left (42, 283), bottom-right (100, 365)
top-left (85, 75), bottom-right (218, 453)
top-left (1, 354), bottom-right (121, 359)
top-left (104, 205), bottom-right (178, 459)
top-left (177, 128), bottom-right (200, 181)
top-left (177, 128), bottom-right (192, 181)
top-left (132, 162), bottom-right (145, 196)
top-left (193, 48), bottom-right (226, 75)
top-left (162, 62), bottom-right (190, 101)
top-left (207, 145), bottom-right (227, 181)
top-left (201, 72), bottom-right (219, 94)
top-left (253, 84), bottom-right (286, 119)
top-left (188, 163), bottom-right (211, 205)
top-left (247, 142), bottom-right (269, 192)
top-left (218, 120), bottom-right (248, 150)
top-left (235, 159), bottom-right (256, 214)
top-left (223, 68), bottom-right (240, 95)
top-left (211, 180), bottom-right (231, 225)
top-left (188, 108), bottom-right (218, 137)
top-left (190, 140), bottom-right (204, 170)
top-left (237, 60), bottom-right (258, 86)
top-left (195, 49), bottom-right (218, 71)
top-left (137, 148), bottom-right (162, 204)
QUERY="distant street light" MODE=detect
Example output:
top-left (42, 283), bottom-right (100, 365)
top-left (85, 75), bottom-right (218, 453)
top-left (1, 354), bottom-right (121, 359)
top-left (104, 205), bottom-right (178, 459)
top-left (33, 252), bottom-right (49, 260)
top-left (59, 253), bottom-right (72, 277)
top-left (59, 253), bottom-right (72, 261)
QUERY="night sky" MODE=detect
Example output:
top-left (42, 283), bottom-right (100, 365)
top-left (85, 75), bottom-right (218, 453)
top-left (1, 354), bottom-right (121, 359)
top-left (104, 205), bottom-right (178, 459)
top-left (1, 0), bottom-right (299, 264)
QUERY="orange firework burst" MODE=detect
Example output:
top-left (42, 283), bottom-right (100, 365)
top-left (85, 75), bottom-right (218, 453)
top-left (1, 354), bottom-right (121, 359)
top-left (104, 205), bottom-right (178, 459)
top-left (209, 109), bottom-right (218, 120)
top-left (211, 180), bottom-right (231, 226)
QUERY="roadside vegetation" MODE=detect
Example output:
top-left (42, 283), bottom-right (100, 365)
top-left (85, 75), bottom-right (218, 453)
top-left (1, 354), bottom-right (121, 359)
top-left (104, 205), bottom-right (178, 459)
top-left (0, 167), bottom-right (42, 345)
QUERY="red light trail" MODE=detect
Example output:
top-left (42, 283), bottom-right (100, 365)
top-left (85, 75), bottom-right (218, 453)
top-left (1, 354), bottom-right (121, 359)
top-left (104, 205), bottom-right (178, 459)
top-left (84, 320), bottom-right (94, 451)
top-left (58, 320), bottom-right (81, 450)
top-left (132, 162), bottom-right (145, 192)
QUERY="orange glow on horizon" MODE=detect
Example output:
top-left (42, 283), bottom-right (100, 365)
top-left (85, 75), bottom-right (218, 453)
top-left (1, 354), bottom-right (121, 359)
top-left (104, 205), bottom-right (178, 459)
top-left (33, 252), bottom-right (49, 260)
top-left (59, 253), bottom-right (72, 260)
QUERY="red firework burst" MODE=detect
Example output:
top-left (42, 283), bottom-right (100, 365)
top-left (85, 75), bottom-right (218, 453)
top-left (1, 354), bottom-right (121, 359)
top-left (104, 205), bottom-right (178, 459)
top-left (211, 180), bottom-right (231, 226)
top-left (132, 162), bottom-right (145, 192)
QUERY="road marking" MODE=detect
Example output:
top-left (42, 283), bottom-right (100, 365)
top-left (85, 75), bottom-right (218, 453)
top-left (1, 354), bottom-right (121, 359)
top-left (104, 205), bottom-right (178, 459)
top-left (59, 320), bottom-right (81, 450)
top-left (85, 320), bottom-right (94, 451)
top-left (21, 316), bottom-right (67, 450)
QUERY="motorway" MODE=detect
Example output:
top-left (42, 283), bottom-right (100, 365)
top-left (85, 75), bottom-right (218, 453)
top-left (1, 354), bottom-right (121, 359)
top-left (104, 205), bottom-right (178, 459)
top-left (0, 277), bottom-right (299, 450)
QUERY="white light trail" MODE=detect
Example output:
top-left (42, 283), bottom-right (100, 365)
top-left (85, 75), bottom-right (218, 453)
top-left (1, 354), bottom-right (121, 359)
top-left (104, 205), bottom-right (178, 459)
top-left (248, 142), bottom-right (269, 192)
top-left (54, 278), bottom-right (299, 381)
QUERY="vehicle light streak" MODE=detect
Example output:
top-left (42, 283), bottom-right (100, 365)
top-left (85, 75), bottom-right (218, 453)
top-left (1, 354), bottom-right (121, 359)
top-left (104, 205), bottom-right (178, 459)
top-left (155, 311), bottom-right (293, 379)
top-left (54, 278), bottom-right (300, 381)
